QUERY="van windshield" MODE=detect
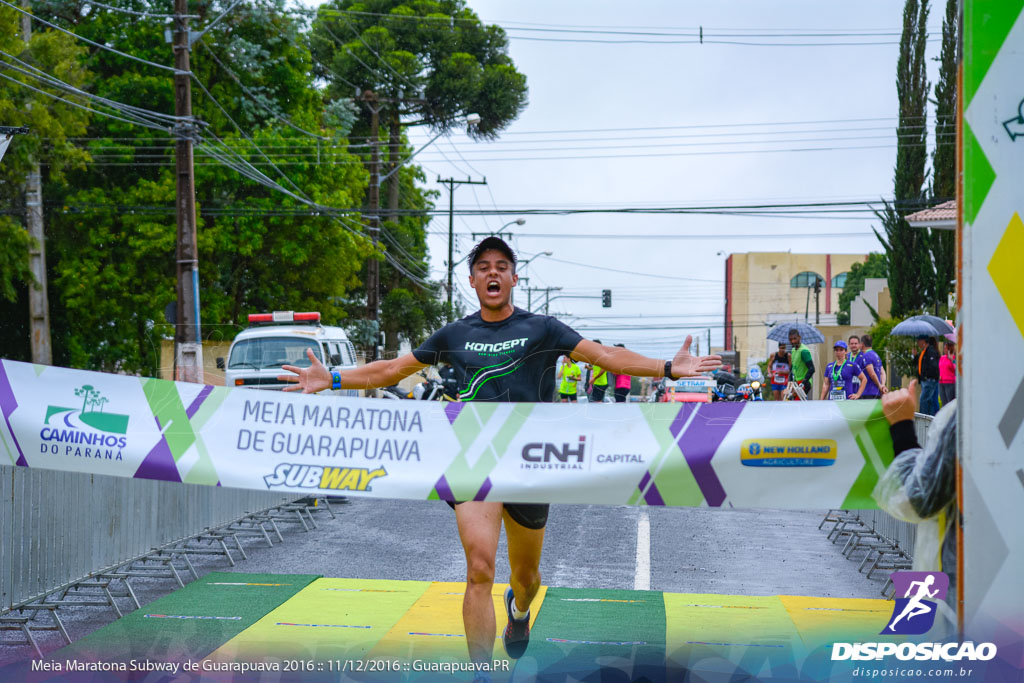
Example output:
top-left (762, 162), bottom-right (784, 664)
top-left (228, 337), bottom-right (321, 370)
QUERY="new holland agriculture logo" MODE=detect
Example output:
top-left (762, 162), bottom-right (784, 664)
top-left (39, 384), bottom-right (129, 460)
top-left (263, 464), bottom-right (387, 491)
top-left (740, 438), bottom-right (836, 466)
top-left (832, 572), bottom-right (997, 663)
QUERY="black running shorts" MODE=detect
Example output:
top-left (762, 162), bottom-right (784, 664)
top-left (446, 501), bottom-right (550, 530)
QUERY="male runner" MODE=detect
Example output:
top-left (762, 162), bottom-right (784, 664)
top-left (279, 237), bottom-right (721, 667)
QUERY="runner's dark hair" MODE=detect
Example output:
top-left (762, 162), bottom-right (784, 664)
top-left (468, 236), bottom-right (517, 271)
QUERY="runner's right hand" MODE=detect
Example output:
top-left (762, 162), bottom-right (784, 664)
top-left (279, 348), bottom-right (332, 393)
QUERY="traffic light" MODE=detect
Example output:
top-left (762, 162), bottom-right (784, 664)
top-left (601, 289), bottom-right (612, 307)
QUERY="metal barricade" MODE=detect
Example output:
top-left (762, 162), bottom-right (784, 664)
top-left (860, 413), bottom-right (934, 564)
top-left (0, 465), bottom-right (291, 613)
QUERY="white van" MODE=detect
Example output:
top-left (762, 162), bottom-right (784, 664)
top-left (218, 311), bottom-right (360, 395)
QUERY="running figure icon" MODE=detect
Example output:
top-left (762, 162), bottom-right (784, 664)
top-left (887, 575), bottom-right (939, 632)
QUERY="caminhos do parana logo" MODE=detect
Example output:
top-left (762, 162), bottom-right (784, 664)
top-left (740, 438), bottom-right (836, 467)
top-left (39, 384), bottom-right (129, 461)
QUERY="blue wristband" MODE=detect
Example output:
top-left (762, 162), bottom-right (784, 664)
top-left (331, 372), bottom-right (341, 390)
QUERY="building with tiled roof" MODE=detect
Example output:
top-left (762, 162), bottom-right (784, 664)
top-left (905, 200), bottom-right (956, 230)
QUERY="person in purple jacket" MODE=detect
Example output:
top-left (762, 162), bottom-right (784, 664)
top-left (820, 340), bottom-right (867, 400)
top-left (859, 334), bottom-right (887, 398)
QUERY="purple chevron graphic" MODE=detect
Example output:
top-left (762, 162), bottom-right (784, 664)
top-left (444, 402), bottom-right (464, 425)
top-left (669, 403), bottom-right (699, 439)
top-left (0, 362), bottom-right (28, 467)
top-left (434, 474), bottom-right (456, 502)
top-left (133, 435), bottom-right (182, 483)
top-left (644, 481), bottom-right (666, 506)
top-left (675, 403), bottom-right (744, 507)
top-left (473, 477), bottom-right (492, 502)
top-left (185, 385), bottom-right (214, 420)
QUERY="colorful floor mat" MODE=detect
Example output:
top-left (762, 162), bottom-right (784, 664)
top-left (55, 572), bottom-right (318, 663)
top-left (58, 574), bottom-right (900, 680)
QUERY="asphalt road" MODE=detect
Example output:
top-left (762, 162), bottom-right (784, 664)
top-left (0, 498), bottom-right (887, 665)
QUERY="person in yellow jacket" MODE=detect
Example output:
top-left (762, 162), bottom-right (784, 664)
top-left (557, 355), bottom-right (581, 402)
top-left (587, 339), bottom-right (609, 402)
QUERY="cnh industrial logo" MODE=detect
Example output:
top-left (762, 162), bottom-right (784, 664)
top-left (832, 571), bottom-right (997, 663)
top-left (521, 436), bottom-right (585, 470)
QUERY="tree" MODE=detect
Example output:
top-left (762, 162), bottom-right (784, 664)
top-left (929, 0), bottom-right (958, 310)
top-left (836, 253), bottom-right (888, 325)
top-left (0, 5), bottom-right (91, 361)
top-left (875, 0), bottom-right (933, 318)
top-left (310, 0), bottom-right (528, 353)
top-left (25, 0), bottom-right (374, 374)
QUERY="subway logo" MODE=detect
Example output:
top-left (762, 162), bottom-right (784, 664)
top-left (740, 439), bottom-right (837, 467)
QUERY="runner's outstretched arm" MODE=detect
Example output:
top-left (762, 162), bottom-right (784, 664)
top-left (278, 349), bottom-right (427, 393)
top-left (571, 335), bottom-right (721, 378)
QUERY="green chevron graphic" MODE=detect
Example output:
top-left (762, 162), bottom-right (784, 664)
top-left (837, 401), bottom-right (895, 509)
top-left (629, 405), bottom-right (703, 507)
top-left (963, 0), bottom-right (1024, 107)
top-left (963, 122), bottom-right (996, 225)
top-left (427, 403), bottom-right (534, 501)
top-left (141, 379), bottom-right (221, 485)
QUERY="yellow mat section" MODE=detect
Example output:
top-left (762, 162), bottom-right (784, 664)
top-left (779, 595), bottom-right (897, 651)
top-left (205, 578), bottom-right (430, 662)
top-left (665, 594), bottom-right (799, 651)
top-left (369, 581), bottom-right (548, 665)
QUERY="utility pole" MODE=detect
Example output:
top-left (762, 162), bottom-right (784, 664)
top-left (525, 286), bottom-right (562, 315)
top-left (172, 0), bottom-right (203, 383)
top-left (814, 276), bottom-right (822, 325)
top-left (21, 5), bottom-right (51, 365)
top-left (363, 91), bottom-right (382, 360)
top-left (439, 176), bottom-right (487, 321)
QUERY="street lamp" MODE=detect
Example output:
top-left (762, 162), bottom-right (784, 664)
top-left (513, 250), bottom-right (552, 306)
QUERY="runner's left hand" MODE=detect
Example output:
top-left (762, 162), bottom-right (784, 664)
top-left (670, 335), bottom-right (722, 378)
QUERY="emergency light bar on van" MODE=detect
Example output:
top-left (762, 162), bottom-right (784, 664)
top-left (247, 311), bottom-right (321, 324)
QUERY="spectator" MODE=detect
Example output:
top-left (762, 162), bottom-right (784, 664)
top-left (848, 334), bottom-right (864, 396)
top-left (587, 339), bottom-right (609, 403)
top-left (916, 335), bottom-right (941, 416)
top-left (788, 329), bottom-right (815, 398)
top-left (768, 342), bottom-right (791, 401)
top-left (820, 340), bottom-right (867, 400)
top-left (876, 381), bottom-right (957, 606)
top-left (557, 355), bottom-right (581, 402)
top-left (939, 341), bottom-right (956, 405)
top-left (858, 334), bottom-right (887, 398)
top-left (613, 343), bottom-right (631, 402)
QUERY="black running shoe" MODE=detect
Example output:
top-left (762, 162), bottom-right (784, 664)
top-left (502, 586), bottom-right (530, 659)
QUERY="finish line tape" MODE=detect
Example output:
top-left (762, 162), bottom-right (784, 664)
top-left (0, 359), bottom-right (894, 509)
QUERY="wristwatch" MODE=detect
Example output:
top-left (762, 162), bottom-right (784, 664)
top-left (664, 360), bottom-right (677, 381)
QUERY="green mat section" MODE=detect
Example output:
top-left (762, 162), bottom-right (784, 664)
top-left (526, 587), bottom-right (666, 682)
top-left (54, 572), bottom-right (318, 663)
top-left (208, 577), bottom-right (431, 662)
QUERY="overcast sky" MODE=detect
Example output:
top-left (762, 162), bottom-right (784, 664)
top-left (393, 1), bottom-right (946, 358)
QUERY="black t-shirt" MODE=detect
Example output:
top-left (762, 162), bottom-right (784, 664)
top-left (412, 307), bottom-right (584, 402)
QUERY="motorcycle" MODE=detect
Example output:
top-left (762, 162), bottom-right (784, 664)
top-left (710, 369), bottom-right (739, 402)
top-left (380, 371), bottom-right (451, 401)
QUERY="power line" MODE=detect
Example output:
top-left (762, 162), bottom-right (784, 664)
top-left (0, 0), bottom-right (186, 74)
top-left (81, 0), bottom-right (197, 19)
top-left (196, 41), bottom-right (332, 141)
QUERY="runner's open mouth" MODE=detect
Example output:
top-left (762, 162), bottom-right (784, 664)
top-left (487, 281), bottom-right (501, 293)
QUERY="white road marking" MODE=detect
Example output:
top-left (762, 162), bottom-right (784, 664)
top-left (634, 507), bottom-right (651, 591)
